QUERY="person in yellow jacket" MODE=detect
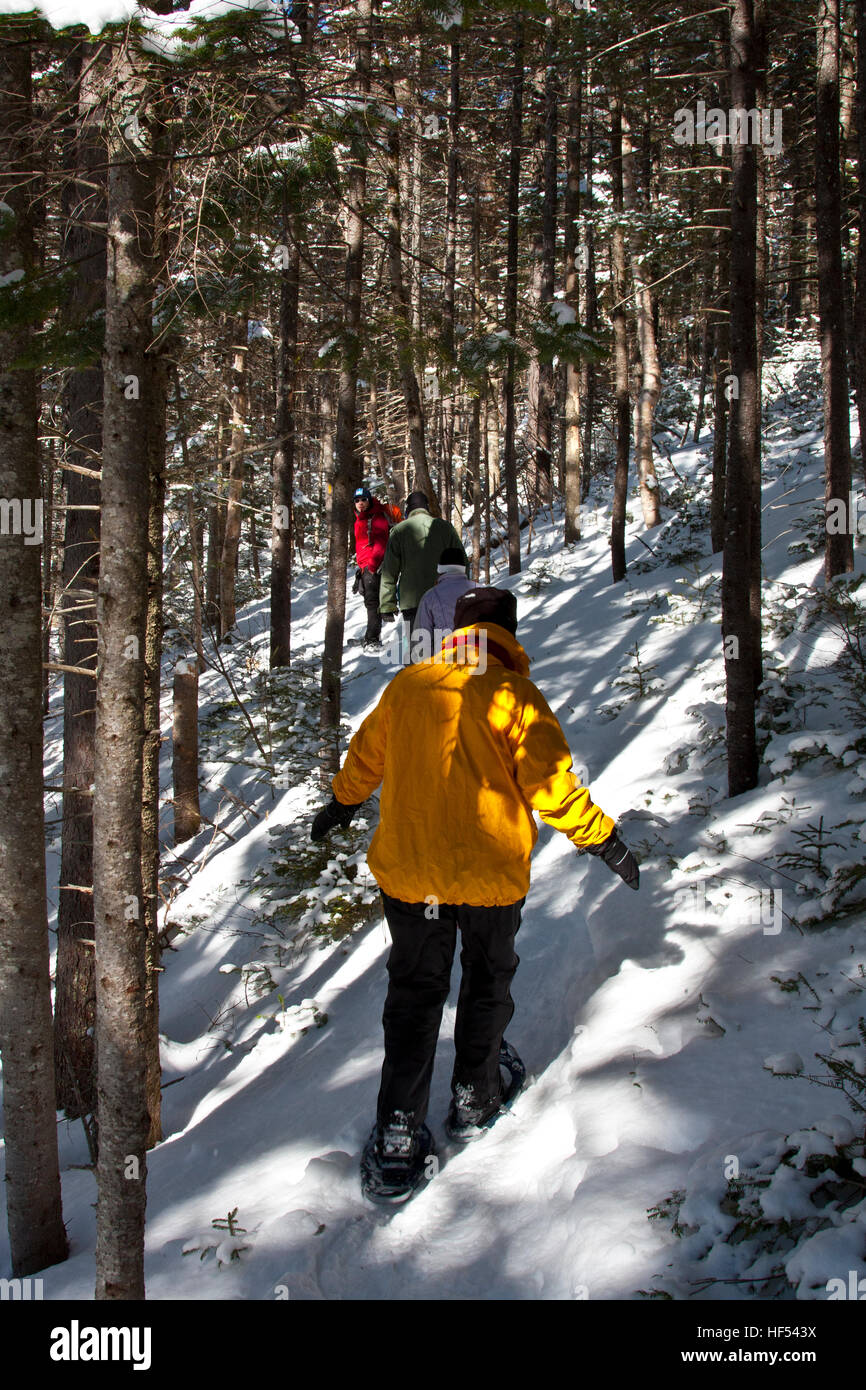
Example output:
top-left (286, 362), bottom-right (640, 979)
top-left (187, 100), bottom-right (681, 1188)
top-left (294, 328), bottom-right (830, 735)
top-left (311, 587), bottom-right (639, 1202)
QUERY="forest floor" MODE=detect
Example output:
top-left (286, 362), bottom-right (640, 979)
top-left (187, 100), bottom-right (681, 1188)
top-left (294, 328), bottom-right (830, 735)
top-left (6, 335), bottom-right (866, 1300)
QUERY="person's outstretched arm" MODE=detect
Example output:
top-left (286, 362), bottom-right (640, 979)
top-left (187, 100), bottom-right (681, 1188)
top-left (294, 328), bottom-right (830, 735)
top-left (332, 695), bottom-right (389, 806)
top-left (510, 682), bottom-right (639, 889)
top-left (311, 694), bottom-right (390, 841)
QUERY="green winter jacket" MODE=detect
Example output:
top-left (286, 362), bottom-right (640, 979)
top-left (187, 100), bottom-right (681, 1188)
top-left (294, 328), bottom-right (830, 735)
top-left (378, 509), bottom-right (468, 614)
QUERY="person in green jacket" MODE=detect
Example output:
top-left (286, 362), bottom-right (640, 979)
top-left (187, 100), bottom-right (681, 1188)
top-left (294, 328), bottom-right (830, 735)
top-left (378, 490), bottom-right (468, 633)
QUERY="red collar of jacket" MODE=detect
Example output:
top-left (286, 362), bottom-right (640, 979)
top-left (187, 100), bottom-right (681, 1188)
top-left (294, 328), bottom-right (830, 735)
top-left (438, 623), bottom-right (530, 676)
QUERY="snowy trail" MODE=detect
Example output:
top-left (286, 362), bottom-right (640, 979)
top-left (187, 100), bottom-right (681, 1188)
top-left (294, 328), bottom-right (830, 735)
top-left (7, 364), bottom-right (866, 1299)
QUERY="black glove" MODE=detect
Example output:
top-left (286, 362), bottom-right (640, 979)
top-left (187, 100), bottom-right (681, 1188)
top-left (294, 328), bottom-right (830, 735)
top-left (352, 568), bottom-right (362, 595)
top-left (587, 830), bottom-right (640, 891)
top-left (311, 796), bottom-right (362, 842)
top-left (381, 611), bottom-right (396, 623)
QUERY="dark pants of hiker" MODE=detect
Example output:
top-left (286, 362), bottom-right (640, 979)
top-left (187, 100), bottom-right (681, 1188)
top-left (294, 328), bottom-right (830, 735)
top-left (376, 893), bottom-right (523, 1128)
top-left (359, 567), bottom-right (381, 643)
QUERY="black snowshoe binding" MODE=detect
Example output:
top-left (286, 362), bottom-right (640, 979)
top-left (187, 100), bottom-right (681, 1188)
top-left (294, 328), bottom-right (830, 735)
top-left (360, 1111), bottom-right (436, 1206)
top-left (445, 1039), bottom-right (526, 1144)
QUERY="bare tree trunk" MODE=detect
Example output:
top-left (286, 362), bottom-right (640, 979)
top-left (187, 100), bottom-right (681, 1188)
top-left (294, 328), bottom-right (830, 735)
top-left (526, 15), bottom-right (557, 512)
top-left (786, 96), bottom-right (808, 329)
top-left (751, 0), bottom-right (768, 695)
top-left (722, 0), bottom-right (760, 797)
top-left (369, 376), bottom-right (398, 501)
top-left (271, 211), bottom-right (300, 668)
top-left (503, 16), bottom-right (524, 574)
top-left (320, 0), bottom-right (371, 773)
top-left (410, 35), bottom-right (423, 341)
top-left (620, 102), bottom-right (662, 528)
top-left (205, 400), bottom-right (228, 627)
top-left (141, 79), bottom-right (174, 1153)
top-left (609, 95), bottom-right (630, 584)
top-left (468, 185), bottom-right (483, 578)
top-left (384, 70), bottom-right (435, 506)
top-left (220, 315), bottom-right (250, 635)
top-left (441, 37), bottom-right (460, 522)
top-left (0, 30), bottom-right (69, 1279)
top-left (93, 42), bottom-right (158, 1300)
top-left (694, 317), bottom-right (713, 441)
top-left (171, 364), bottom-right (204, 662)
top-left (817, 0), bottom-right (854, 580)
top-left (142, 352), bottom-right (167, 1151)
top-left (710, 115), bottom-right (731, 556)
top-left (581, 88), bottom-right (597, 495)
top-left (855, 0), bottom-right (866, 478)
top-left (55, 40), bottom-right (105, 1119)
top-left (483, 394), bottom-right (492, 584)
top-left (563, 66), bottom-right (582, 545)
top-left (173, 660), bottom-right (201, 842)
top-left (710, 305), bottom-right (730, 554)
top-left (40, 439), bottom-right (54, 715)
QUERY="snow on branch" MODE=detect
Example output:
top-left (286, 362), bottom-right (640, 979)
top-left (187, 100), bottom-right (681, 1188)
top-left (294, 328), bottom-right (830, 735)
top-left (0, 0), bottom-right (297, 58)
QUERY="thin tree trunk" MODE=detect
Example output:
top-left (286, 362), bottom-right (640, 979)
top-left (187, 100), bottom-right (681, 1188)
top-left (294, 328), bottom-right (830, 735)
top-left (55, 40), bottom-right (105, 1119)
top-left (173, 660), bottom-right (201, 842)
top-left (40, 442), bottom-right (53, 715)
top-left (320, 0), bottom-right (371, 774)
top-left (410, 35), bottom-right (423, 340)
top-left (483, 394), bottom-right (492, 584)
top-left (855, 0), bottom-right (866, 478)
top-left (171, 365), bottom-right (204, 661)
top-left (0, 30), bottom-right (69, 1279)
top-left (219, 315), bottom-right (250, 635)
top-left (526, 15), bottom-right (557, 512)
top-left (751, 0), bottom-right (768, 695)
top-left (786, 95), bottom-right (808, 329)
top-left (722, 0), bottom-right (760, 797)
top-left (205, 400), bottom-right (228, 627)
top-left (581, 89), bottom-right (597, 495)
top-left (369, 376), bottom-right (398, 501)
top-left (141, 352), bottom-right (167, 1151)
top-left (384, 70), bottom-right (435, 507)
top-left (711, 120), bottom-right (731, 555)
top-left (620, 101), bottom-right (662, 528)
top-left (441, 37), bottom-right (460, 523)
top-left (694, 318), bottom-right (713, 441)
top-left (710, 307), bottom-right (730, 554)
top-left (141, 78), bottom-right (174, 1153)
top-left (563, 66), bottom-right (582, 545)
top-left (503, 16), bottom-right (524, 574)
top-left (271, 212), bottom-right (300, 668)
top-left (817, 0), bottom-right (854, 580)
top-left (609, 95), bottom-right (631, 584)
top-left (469, 185), bottom-right (483, 579)
top-left (93, 42), bottom-right (158, 1300)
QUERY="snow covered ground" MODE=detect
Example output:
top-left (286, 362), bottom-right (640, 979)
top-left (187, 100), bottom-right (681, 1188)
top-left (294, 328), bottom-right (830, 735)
top-left (3, 341), bottom-right (866, 1300)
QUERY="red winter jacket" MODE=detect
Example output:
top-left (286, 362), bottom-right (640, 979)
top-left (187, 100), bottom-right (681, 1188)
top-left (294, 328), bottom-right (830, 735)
top-left (354, 499), bottom-right (390, 572)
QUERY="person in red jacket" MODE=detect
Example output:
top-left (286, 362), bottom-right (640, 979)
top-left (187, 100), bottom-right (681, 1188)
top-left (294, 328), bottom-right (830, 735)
top-left (353, 487), bottom-right (390, 648)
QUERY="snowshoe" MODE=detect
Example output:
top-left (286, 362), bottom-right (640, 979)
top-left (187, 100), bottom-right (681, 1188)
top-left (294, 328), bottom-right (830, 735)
top-left (360, 1111), bottom-right (437, 1206)
top-left (445, 1039), bottom-right (526, 1144)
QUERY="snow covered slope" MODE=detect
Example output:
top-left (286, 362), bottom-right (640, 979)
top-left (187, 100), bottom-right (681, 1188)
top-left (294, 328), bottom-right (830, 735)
top-left (3, 341), bottom-right (865, 1300)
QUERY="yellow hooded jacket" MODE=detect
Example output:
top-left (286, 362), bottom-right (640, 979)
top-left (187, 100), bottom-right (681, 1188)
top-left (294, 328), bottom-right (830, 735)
top-left (332, 623), bottom-right (616, 906)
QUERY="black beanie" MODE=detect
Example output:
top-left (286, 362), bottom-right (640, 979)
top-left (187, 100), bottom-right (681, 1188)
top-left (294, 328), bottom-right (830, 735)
top-left (405, 490), bottom-right (430, 513)
top-left (453, 587), bottom-right (518, 635)
top-left (438, 546), bottom-right (466, 567)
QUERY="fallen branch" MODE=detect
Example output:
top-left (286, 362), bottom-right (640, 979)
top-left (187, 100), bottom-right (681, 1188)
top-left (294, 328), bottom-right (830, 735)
top-left (44, 661), bottom-right (97, 679)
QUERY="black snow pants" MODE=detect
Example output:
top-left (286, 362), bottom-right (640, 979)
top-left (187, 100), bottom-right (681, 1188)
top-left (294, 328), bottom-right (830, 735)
top-left (376, 893), bottom-right (523, 1128)
top-left (359, 566), bottom-right (382, 643)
